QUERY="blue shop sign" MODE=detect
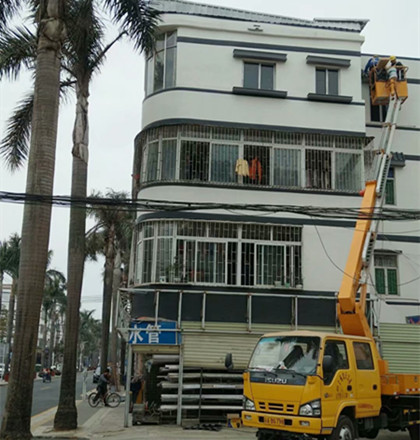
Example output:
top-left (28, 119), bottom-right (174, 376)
top-left (129, 320), bottom-right (181, 345)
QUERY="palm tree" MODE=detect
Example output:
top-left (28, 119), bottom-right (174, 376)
top-left (1, 1), bottom-right (159, 435)
top-left (0, 1), bottom-right (67, 437)
top-left (41, 268), bottom-right (66, 368)
top-left (86, 190), bottom-right (133, 375)
top-left (3, 234), bottom-right (21, 379)
top-left (78, 309), bottom-right (101, 369)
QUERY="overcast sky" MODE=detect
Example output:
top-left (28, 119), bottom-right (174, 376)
top-left (0, 0), bottom-right (419, 319)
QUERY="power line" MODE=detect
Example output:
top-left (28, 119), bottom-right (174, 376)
top-left (1, 191), bottom-right (420, 221)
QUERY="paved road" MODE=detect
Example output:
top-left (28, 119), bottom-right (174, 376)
top-left (0, 371), bottom-right (97, 424)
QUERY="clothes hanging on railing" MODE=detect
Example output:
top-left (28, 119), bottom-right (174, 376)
top-left (249, 158), bottom-right (262, 183)
top-left (235, 158), bottom-right (249, 177)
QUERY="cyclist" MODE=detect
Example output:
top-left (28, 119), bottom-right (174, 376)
top-left (94, 368), bottom-right (111, 406)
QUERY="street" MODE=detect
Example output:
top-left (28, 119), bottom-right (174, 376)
top-left (0, 370), bottom-right (96, 424)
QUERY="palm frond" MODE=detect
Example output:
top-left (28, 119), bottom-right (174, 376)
top-left (0, 94), bottom-right (33, 171)
top-left (0, 25), bottom-right (36, 80)
top-left (63, 0), bottom-right (106, 78)
top-left (103, 0), bottom-right (161, 53)
top-left (0, 0), bottom-right (23, 31)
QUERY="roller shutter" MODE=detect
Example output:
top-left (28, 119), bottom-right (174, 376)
top-left (182, 323), bottom-right (336, 369)
top-left (379, 323), bottom-right (420, 374)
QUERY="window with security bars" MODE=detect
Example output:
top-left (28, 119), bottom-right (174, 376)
top-left (136, 221), bottom-right (302, 287)
top-left (306, 149), bottom-right (332, 189)
top-left (385, 167), bottom-right (395, 205)
top-left (374, 253), bottom-right (398, 295)
top-left (140, 126), bottom-right (365, 192)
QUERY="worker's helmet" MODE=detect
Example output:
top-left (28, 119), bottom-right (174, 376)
top-left (390, 55), bottom-right (396, 61)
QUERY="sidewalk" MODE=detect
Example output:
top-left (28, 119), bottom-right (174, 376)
top-left (32, 400), bottom-right (257, 439)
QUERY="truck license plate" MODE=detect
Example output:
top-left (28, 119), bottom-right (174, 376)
top-left (265, 417), bottom-right (284, 426)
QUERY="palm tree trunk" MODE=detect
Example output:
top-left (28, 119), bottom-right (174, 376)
top-left (100, 225), bottom-right (115, 373)
top-left (4, 279), bottom-right (16, 376)
top-left (49, 311), bottom-right (57, 366)
top-left (54, 82), bottom-right (89, 430)
top-left (110, 251), bottom-right (122, 389)
top-left (0, 2), bottom-right (64, 433)
top-left (41, 308), bottom-right (49, 368)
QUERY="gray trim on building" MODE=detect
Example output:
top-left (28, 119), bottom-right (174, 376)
top-left (135, 212), bottom-right (420, 244)
top-left (144, 86), bottom-right (366, 105)
top-left (142, 118), bottom-right (366, 137)
top-left (232, 87), bottom-right (287, 98)
top-left (177, 36), bottom-right (361, 57)
top-left (233, 49), bottom-right (287, 62)
top-left (306, 55), bottom-right (351, 68)
top-left (366, 123), bottom-right (420, 132)
top-left (307, 93), bottom-right (353, 104)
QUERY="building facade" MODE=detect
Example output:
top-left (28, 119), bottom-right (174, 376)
top-left (127, 0), bottom-right (420, 374)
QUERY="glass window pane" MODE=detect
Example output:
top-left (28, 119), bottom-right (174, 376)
top-left (273, 149), bottom-right (301, 187)
top-left (305, 149), bottom-right (332, 189)
top-left (385, 179), bottom-right (395, 204)
top-left (180, 141), bottom-right (209, 181)
top-left (161, 140), bottom-right (177, 180)
top-left (257, 245), bottom-right (284, 286)
top-left (328, 70), bottom-right (339, 95)
top-left (261, 64), bottom-right (274, 90)
top-left (316, 69), bottom-right (326, 94)
top-left (165, 46), bottom-right (176, 88)
top-left (166, 31), bottom-right (177, 48)
top-left (353, 342), bottom-right (374, 370)
top-left (244, 63), bottom-right (259, 88)
top-left (375, 268), bottom-right (386, 294)
top-left (156, 238), bottom-right (173, 282)
top-left (211, 144), bottom-right (238, 183)
top-left (145, 57), bottom-right (154, 96)
top-left (335, 152), bottom-right (361, 191)
top-left (142, 240), bottom-right (154, 283)
top-left (387, 269), bottom-right (398, 295)
top-left (146, 142), bottom-right (159, 182)
top-left (154, 51), bottom-right (164, 91)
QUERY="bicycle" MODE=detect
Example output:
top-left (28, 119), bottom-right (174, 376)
top-left (88, 390), bottom-right (121, 408)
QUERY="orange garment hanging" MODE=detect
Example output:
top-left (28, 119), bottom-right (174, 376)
top-left (249, 158), bottom-right (262, 183)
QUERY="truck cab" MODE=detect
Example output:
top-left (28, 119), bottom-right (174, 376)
top-left (242, 330), bottom-right (381, 439)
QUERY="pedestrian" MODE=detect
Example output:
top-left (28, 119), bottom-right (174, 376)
top-left (94, 368), bottom-right (111, 406)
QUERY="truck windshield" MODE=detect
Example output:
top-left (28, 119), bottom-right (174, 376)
top-left (249, 336), bottom-right (320, 375)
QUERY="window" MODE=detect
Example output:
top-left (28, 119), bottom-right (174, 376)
top-left (370, 102), bottom-right (388, 123)
top-left (139, 126), bottom-right (364, 192)
top-left (305, 149), bottom-right (332, 189)
top-left (180, 141), bottom-right (209, 181)
top-left (137, 221), bottom-right (302, 287)
top-left (335, 152), bottom-right (362, 191)
top-left (385, 167), bottom-right (395, 205)
top-left (353, 342), bottom-right (374, 370)
top-left (145, 31), bottom-right (177, 96)
top-left (211, 144), bottom-right (238, 183)
top-left (374, 253), bottom-right (398, 295)
top-left (273, 148), bottom-right (301, 187)
top-left (244, 62), bottom-right (274, 90)
top-left (316, 68), bottom-right (338, 95)
top-left (323, 340), bottom-right (349, 384)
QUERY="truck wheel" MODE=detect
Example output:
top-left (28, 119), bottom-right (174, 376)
top-left (328, 415), bottom-right (355, 440)
top-left (408, 424), bottom-right (420, 440)
top-left (364, 428), bottom-right (379, 439)
top-left (257, 429), bottom-right (283, 440)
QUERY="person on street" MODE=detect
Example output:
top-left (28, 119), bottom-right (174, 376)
top-left (94, 368), bottom-right (111, 406)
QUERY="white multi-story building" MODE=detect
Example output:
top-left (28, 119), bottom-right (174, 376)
top-left (127, 1), bottom-right (419, 376)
